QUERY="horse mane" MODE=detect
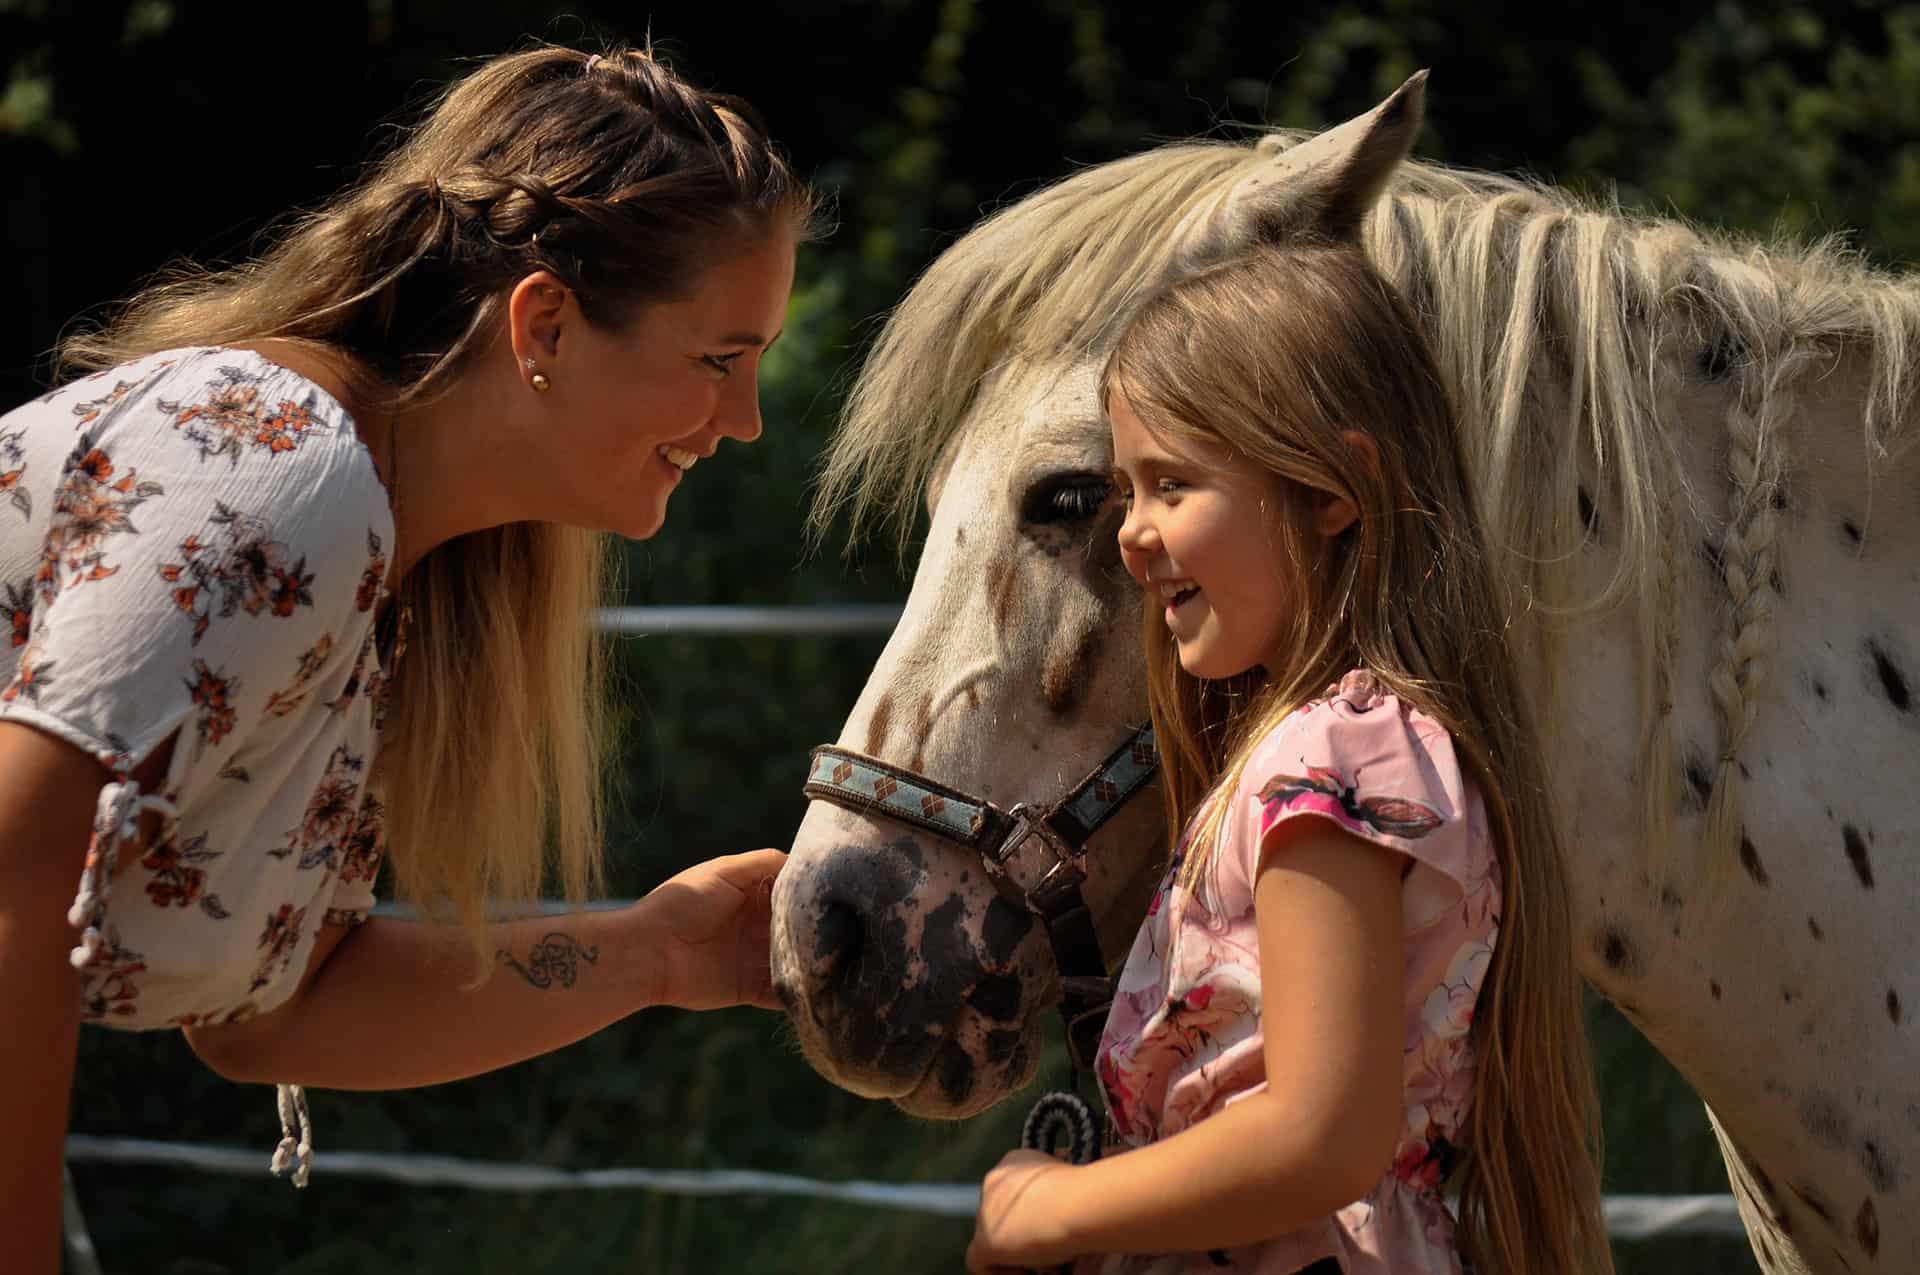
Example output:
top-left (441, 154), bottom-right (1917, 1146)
top-left (815, 132), bottom-right (1920, 861)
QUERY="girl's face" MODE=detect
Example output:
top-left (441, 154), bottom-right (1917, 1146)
top-left (546, 228), bottom-right (798, 540)
top-left (1110, 390), bottom-right (1298, 680)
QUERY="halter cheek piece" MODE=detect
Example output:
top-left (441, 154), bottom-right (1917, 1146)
top-left (802, 726), bottom-right (1158, 1073)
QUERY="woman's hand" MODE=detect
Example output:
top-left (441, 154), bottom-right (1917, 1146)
top-left (637, 848), bottom-right (788, 1011)
top-left (967, 1148), bottom-right (1082, 1273)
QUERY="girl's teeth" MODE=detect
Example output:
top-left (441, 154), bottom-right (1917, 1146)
top-left (659, 445), bottom-right (698, 471)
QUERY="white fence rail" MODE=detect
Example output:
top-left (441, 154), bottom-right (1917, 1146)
top-left (65, 1135), bottom-right (1746, 1239)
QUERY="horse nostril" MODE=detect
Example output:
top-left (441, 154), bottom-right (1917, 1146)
top-left (815, 898), bottom-right (866, 983)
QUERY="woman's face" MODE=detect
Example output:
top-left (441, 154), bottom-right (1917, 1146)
top-left (551, 227), bottom-right (798, 539)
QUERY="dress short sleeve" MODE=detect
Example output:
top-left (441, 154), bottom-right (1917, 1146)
top-left (0, 351), bottom-right (371, 775)
top-left (1228, 669), bottom-right (1490, 932)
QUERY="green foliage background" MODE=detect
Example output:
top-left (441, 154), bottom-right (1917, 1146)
top-left (8, 1), bottom-right (1917, 1271)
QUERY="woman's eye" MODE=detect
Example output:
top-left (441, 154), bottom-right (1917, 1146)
top-left (701, 354), bottom-right (738, 377)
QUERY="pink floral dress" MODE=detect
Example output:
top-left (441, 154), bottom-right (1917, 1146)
top-left (1090, 671), bottom-right (1500, 1274)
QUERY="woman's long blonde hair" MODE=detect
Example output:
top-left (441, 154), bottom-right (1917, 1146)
top-left (1103, 244), bottom-right (1612, 1275)
top-left (56, 43), bottom-right (818, 956)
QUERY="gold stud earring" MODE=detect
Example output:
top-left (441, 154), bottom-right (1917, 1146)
top-left (531, 372), bottom-right (552, 392)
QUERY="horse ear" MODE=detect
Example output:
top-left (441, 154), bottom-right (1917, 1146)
top-left (1185, 70), bottom-right (1428, 261)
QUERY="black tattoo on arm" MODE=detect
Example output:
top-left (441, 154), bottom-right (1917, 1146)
top-left (495, 931), bottom-right (600, 989)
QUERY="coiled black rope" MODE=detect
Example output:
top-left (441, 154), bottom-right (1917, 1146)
top-left (1017, 1090), bottom-right (1101, 1275)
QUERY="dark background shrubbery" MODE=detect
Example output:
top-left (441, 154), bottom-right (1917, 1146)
top-left (11, 2), bottom-right (1917, 1270)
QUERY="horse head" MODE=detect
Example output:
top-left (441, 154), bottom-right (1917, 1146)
top-left (770, 77), bottom-right (1430, 1117)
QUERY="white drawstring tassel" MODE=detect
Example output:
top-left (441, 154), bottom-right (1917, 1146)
top-left (67, 780), bottom-right (177, 970)
top-left (270, 1083), bottom-right (313, 1188)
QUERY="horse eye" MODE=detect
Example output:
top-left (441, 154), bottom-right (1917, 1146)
top-left (1021, 473), bottom-right (1113, 525)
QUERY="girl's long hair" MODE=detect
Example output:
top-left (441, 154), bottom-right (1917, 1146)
top-left (1102, 244), bottom-right (1612, 1275)
top-left (57, 43), bottom-right (818, 959)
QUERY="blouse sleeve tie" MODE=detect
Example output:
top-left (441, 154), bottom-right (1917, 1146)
top-left (66, 777), bottom-right (179, 970)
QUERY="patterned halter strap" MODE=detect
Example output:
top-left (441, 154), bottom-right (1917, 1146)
top-left (802, 724), bottom-right (1158, 1071)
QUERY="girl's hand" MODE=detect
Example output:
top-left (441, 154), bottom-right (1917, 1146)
top-left (967, 1148), bottom-right (1081, 1273)
top-left (636, 848), bottom-right (787, 1011)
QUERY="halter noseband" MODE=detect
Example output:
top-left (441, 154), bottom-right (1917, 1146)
top-left (802, 726), bottom-right (1158, 1071)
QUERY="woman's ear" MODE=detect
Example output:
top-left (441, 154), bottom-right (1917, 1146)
top-left (506, 271), bottom-right (570, 365)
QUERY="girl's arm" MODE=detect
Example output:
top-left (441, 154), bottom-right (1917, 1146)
top-left (968, 821), bottom-right (1405, 1271)
top-left (182, 848), bottom-right (785, 1090)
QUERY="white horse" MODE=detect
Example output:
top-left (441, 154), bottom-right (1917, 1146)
top-left (769, 75), bottom-right (1918, 1274)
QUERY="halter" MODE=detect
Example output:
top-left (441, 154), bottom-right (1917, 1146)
top-left (802, 725), bottom-right (1158, 1071)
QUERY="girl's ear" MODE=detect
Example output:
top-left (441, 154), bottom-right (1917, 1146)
top-left (1314, 430), bottom-right (1382, 537)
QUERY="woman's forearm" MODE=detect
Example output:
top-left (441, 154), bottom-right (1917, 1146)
top-left (192, 904), bottom-right (666, 1090)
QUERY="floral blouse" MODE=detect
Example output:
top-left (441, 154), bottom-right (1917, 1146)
top-left (1090, 671), bottom-right (1500, 1275)
top-left (0, 348), bottom-right (398, 1179)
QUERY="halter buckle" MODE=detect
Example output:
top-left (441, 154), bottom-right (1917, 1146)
top-left (988, 802), bottom-right (1084, 908)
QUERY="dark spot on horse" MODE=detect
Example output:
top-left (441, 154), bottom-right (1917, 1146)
top-left (1813, 678), bottom-right (1829, 701)
top-left (1783, 986), bottom-right (1796, 1005)
top-left (934, 1037), bottom-right (975, 1107)
top-left (983, 1027), bottom-right (1022, 1065)
top-left (1040, 623), bottom-right (1101, 716)
top-left (1683, 752), bottom-right (1713, 812)
top-left (1865, 639), bottom-right (1911, 713)
top-left (1861, 1140), bottom-right (1899, 1192)
top-left (1771, 484), bottom-right (1790, 512)
top-left (955, 524), bottom-right (966, 547)
top-left (1800, 1091), bottom-right (1852, 1153)
top-left (1659, 886), bottom-right (1685, 913)
top-left (1789, 1181), bottom-right (1836, 1226)
top-left (1596, 924), bottom-right (1639, 977)
top-left (1856, 1196), bottom-right (1879, 1257)
top-left (1710, 979), bottom-right (1723, 1000)
top-left (967, 973), bottom-right (1022, 1023)
top-left (1739, 760), bottom-right (1752, 781)
top-left (988, 554), bottom-right (1019, 633)
top-left (1890, 989), bottom-right (1903, 1025)
top-left (1769, 568), bottom-right (1784, 597)
top-left (982, 895), bottom-right (1032, 965)
top-left (1808, 916), bottom-right (1824, 941)
top-left (1740, 835), bottom-right (1770, 886)
top-left (1842, 825), bottom-right (1874, 889)
top-left (1698, 334), bottom-right (1740, 381)
top-left (864, 693), bottom-right (895, 757)
top-left (1843, 518), bottom-right (1863, 546)
top-left (1576, 485), bottom-right (1598, 537)
top-left (908, 692), bottom-right (935, 770)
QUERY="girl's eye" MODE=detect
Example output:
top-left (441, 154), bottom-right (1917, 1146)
top-left (1155, 477), bottom-right (1185, 496)
top-left (701, 354), bottom-right (740, 377)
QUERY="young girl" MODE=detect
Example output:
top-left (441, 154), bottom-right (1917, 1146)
top-left (0, 42), bottom-right (812, 1271)
top-left (966, 244), bottom-right (1612, 1274)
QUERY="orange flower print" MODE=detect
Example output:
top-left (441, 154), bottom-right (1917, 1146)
top-left (2, 640), bottom-right (54, 704)
top-left (141, 829), bottom-right (230, 918)
top-left (161, 366), bottom-right (325, 464)
top-left (0, 424), bottom-right (29, 519)
top-left (356, 528), bottom-right (388, 612)
top-left (37, 434), bottom-right (164, 604)
top-left (68, 361), bottom-right (170, 430)
top-left (159, 502), bottom-right (315, 644)
top-left (339, 791), bottom-right (385, 886)
top-left (263, 634), bottom-right (334, 718)
top-left (249, 902), bottom-right (309, 992)
top-left (271, 745), bottom-right (365, 871)
top-left (4, 580), bottom-right (31, 648)
top-left (185, 659), bottom-right (239, 749)
top-left (77, 927), bottom-right (147, 1021)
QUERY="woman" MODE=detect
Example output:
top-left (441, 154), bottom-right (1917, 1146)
top-left (0, 42), bottom-right (816, 1270)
